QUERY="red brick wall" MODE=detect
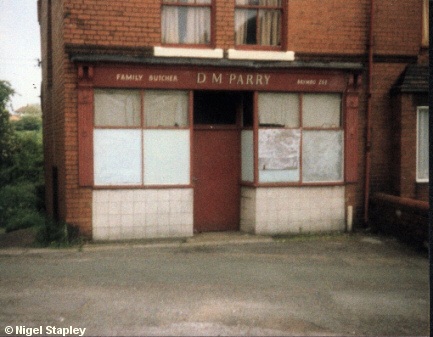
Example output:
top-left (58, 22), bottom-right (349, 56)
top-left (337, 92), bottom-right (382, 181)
top-left (374, 0), bottom-right (423, 56)
top-left (288, 0), bottom-right (369, 54)
top-left (391, 93), bottom-right (429, 202)
top-left (369, 63), bottom-right (407, 195)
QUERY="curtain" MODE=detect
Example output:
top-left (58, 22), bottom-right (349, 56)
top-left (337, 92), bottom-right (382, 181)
top-left (162, 5), bottom-right (209, 44)
top-left (144, 90), bottom-right (189, 127)
top-left (162, 6), bottom-right (179, 44)
top-left (259, 9), bottom-right (280, 46)
top-left (258, 93), bottom-right (299, 127)
top-left (185, 7), bottom-right (210, 44)
top-left (94, 89), bottom-right (141, 127)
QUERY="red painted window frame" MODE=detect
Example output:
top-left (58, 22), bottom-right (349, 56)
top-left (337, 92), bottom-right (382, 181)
top-left (246, 91), bottom-right (347, 187)
top-left (161, 0), bottom-right (215, 48)
top-left (90, 88), bottom-right (193, 189)
top-left (234, 0), bottom-right (286, 50)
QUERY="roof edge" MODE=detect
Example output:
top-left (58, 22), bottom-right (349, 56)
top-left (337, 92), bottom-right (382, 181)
top-left (69, 54), bottom-right (365, 71)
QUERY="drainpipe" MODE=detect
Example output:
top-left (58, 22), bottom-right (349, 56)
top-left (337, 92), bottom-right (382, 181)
top-left (364, 0), bottom-right (374, 223)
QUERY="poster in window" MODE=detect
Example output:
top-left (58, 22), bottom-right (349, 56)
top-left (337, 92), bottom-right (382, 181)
top-left (259, 129), bottom-right (300, 170)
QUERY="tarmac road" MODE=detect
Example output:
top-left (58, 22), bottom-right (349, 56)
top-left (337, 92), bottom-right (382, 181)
top-left (0, 233), bottom-right (429, 336)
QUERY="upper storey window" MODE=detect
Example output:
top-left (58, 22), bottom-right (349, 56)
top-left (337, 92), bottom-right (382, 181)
top-left (161, 0), bottom-right (212, 45)
top-left (235, 0), bottom-right (282, 47)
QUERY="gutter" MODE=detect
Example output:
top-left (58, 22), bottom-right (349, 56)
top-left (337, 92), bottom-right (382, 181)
top-left (364, 0), bottom-right (374, 223)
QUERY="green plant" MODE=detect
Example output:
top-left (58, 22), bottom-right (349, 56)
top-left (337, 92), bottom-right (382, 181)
top-left (11, 116), bottom-right (42, 131)
top-left (34, 219), bottom-right (83, 248)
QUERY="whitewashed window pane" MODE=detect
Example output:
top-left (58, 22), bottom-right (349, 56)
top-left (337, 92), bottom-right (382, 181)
top-left (94, 130), bottom-right (142, 185)
top-left (94, 89), bottom-right (141, 127)
top-left (302, 93), bottom-right (341, 128)
top-left (144, 130), bottom-right (190, 185)
top-left (258, 93), bottom-right (299, 127)
top-left (144, 90), bottom-right (189, 127)
top-left (417, 107), bottom-right (429, 181)
top-left (302, 130), bottom-right (344, 182)
top-left (241, 130), bottom-right (254, 182)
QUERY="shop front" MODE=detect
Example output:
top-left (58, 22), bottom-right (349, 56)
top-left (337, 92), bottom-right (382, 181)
top-left (76, 62), bottom-right (361, 240)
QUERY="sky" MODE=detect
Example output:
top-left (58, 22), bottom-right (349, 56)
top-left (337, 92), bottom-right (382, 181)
top-left (0, 0), bottom-right (42, 112)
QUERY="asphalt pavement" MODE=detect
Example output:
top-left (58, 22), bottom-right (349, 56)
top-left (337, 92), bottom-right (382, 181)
top-left (0, 232), bottom-right (429, 336)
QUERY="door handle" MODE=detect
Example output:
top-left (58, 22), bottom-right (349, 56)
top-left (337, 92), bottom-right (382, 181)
top-left (192, 177), bottom-right (199, 182)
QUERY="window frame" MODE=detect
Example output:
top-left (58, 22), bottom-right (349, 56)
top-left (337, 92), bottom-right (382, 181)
top-left (93, 88), bottom-right (193, 188)
top-left (416, 106), bottom-right (429, 183)
top-left (234, 0), bottom-right (286, 50)
top-left (251, 91), bottom-right (345, 185)
top-left (161, 0), bottom-right (215, 48)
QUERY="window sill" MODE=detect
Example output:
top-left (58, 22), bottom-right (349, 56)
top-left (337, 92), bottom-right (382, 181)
top-left (154, 46), bottom-right (224, 59)
top-left (227, 49), bottom-right (295, 61)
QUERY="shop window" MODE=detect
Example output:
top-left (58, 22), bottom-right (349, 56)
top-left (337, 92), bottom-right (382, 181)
top-left (94, 89), bottom-right (141, 127)
top-left (257, 92), bottom-right (343, 184)
top-left (93, 89), bottom-right (190, 186)
top-left (144, 90), bottom-right (189, 127)
top-left (416, 106), bottom-right (429, 182)
top-left (235, 0), bottom-right (282, 47)
top-left (302, 93), bottom-right (342, 128)
top-left (258, 92), bottom-right (299, 127)
top-left (94, 129), bottom-right (143, 185)
top-left (161, 0), bottom-right (212, 45)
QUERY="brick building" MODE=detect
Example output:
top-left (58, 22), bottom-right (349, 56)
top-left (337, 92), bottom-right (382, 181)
top-left (38, 0), bottom-right (429, 240)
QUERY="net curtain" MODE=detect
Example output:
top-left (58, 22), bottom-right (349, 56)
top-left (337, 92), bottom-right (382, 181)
top-left (162, 1), bottom-right (210, 44)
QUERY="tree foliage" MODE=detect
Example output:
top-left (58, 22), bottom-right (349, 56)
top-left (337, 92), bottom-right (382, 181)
top-left (0, 81), bottom-right (16, 174)
top-left (11, 115), bottom-right (42, 131)
top-left (0, 81), bottom-right (45, 232)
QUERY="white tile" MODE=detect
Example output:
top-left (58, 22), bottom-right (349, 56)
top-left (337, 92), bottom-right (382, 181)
top-left (108, 202), bottom-right (121, 215)
top-left (94, 214), bottom-right (108, 228)
top-left (108, 214), bottom-right (121, 227)
top-left (95, 202), bottom-right (110, 216)
top-left (134, 226), bottom-right (147, 238)
top-left (169, 189), bottom-right (182, 201)
top-left (170, 213), bottom-right (182, 225)
top-left (170, 200), bottom-right (182, 213)
top-left (180, 188), bottom-right (193, 200)
top-left (147, 214), bottom-right (159, 226)
top-left (133, 213), bottom-right (146, 226)
top-left (180, 201), bottom-right (192, 213)
top-left (146, 226), bottom-right (158, 238)
top-left (123, 190), bottom-right (134, 202)
top-left (146, 201), bottom-right (158, 214)
top-left (108, 226), bottom-right (121, 240)
top-left (121, 202), bottom-right (134, 215)
top-left (133, 189), bottom-right (147, 202)
top-left (158, 213), bottom-right (170, 225)
top-left (134, 201), bottom-right (147, 214)
top-left (158, 201), bottom-right (170, 214)
top-left (146, 189), bottom-right (159, 201)
top-left (157, 189), bottom-right (170, 201)
top-left (121, 214), bottom-right (134, 227)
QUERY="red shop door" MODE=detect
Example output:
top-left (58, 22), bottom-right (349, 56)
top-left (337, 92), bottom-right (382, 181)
top-left (193, 129), bottom-right (240, 232)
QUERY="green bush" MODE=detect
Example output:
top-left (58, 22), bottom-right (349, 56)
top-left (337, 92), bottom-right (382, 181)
top-left (0, 183), bottom-right (39, 230)
top-left (34, 218), bottom-right (68, 247)
top-left (35, 220), bottom-right (82, 248)
top-left (5, 210), bottom-right (47, 233)
top-left (11, 116), bottom-right (42, 131)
